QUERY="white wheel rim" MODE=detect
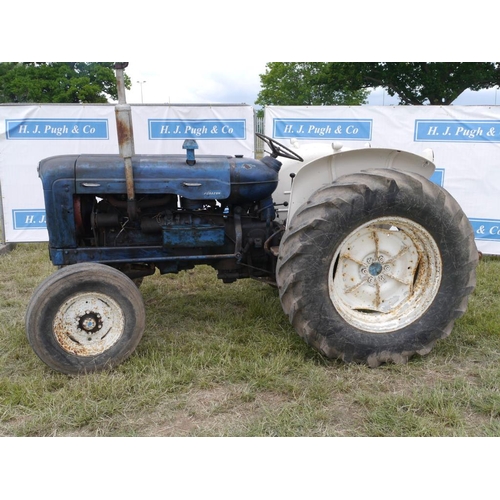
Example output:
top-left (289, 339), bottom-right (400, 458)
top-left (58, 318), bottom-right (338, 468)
top-left (329, 216), bottom-right (442, 333)
top-left (53, 292), bottom-right (125, 356)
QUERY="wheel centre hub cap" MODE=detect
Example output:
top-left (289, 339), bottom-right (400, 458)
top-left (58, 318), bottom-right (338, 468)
top-left (368, 261), bottom-right (382, 276)
top-left (78, 312), bottom-right (102, 333)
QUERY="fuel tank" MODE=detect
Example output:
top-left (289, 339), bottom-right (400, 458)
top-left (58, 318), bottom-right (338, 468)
top-left (39, 153), bottom-right (281, 203)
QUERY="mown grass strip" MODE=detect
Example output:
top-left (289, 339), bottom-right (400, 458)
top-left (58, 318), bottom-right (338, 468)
top-left (1, 244), bottom-right (499, 436)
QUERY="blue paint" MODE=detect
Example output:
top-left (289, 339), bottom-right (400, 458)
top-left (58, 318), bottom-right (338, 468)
top-left (38, 148), bottom-right (281, 267)
top-left (273, 118), bottom-right (372, 140)
top-left (369, 262), bottom-right (383, 276)
top-left (149, 119), bottom-right (246, 140)
top-left (6, 119), bottom-right (109, 140)
top-left (414, 120), bottom-right (500, 143)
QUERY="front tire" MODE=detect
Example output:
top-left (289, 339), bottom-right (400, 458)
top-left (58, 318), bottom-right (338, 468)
top-left (276, 169), bottom-right (478, 367)
top-left (26, 263), bottom-right (146, 374)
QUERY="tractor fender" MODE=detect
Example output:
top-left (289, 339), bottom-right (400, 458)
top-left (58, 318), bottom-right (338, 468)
top-left (275, 144), bottom-right (435, 223)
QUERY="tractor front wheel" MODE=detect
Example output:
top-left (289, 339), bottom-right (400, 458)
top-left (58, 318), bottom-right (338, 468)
top-left (26, 263), bottom-right (146, 374)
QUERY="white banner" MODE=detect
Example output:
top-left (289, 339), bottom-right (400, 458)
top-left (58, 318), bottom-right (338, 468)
top-left (0, 104), bottom-right (255, 243)
top-left (265, 105), bottom-right (500, 256)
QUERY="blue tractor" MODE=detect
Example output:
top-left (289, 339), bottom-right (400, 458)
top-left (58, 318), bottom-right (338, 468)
top-left (26, 64), bottom-right (478, 374)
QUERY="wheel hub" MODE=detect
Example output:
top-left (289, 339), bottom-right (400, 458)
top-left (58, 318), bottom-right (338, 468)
top-left (329, 216), bottom-right (442, 333)
top-left (53, 292), bottom-right (125, 356)
top-left (363, 257), bottom-right (390, 281)
top-left (78, 312), bottom-right (102, 333)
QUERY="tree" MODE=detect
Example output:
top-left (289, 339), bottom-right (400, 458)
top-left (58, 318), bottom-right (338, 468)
top-left (256, 62), bottom-right (369, 107)
top-left (0, 62), bottom-right (131, 104)
top-left (314, 62), bottom-right (500, 105)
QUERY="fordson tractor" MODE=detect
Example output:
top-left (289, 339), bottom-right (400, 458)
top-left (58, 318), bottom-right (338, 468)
top-left (25, 64), bottom-right (478, 374)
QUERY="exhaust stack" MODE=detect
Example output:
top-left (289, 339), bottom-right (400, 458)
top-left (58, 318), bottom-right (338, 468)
top-left (114, 62), bottom-right (137, 219)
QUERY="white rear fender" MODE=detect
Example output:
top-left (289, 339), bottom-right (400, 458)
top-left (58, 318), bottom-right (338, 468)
top-left (275, 144), bottom-right (435, 223)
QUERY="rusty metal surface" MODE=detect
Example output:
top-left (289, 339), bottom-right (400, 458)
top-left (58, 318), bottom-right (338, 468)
top-left (114, 63), bottom-right (137, 218)
top-left (329, 216), bottom-right (442, 334)
top-left (337, 226), bottom-right (418, 313)
top-left (53, 292), bottom-right (125, 356)
top-left (115, 106), bottom-right (135, 157)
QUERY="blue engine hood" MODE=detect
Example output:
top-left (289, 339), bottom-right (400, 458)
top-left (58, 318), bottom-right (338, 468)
top-left (75, 154), bottom-right (232, 200)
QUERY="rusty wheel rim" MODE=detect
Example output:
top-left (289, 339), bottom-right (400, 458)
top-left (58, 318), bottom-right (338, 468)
top-left (53, 292), bottom-right (125, 356)
top-left (329, 216), bottom-right (442, 334)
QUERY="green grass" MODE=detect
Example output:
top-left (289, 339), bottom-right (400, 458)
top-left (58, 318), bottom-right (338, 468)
top-left (1, 243), bottom-right (500, 436)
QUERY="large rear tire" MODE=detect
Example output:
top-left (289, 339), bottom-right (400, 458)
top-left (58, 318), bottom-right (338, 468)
top-left (26, 263), bottom-right (146, 374)
top-left (276, 169), bottom-right (478, 367)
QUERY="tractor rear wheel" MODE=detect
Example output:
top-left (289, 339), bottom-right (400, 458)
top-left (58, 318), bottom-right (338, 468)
top-left (26, 263), bottom-right (146, 374)
top-left (276, 169), bottom-right (478, 367)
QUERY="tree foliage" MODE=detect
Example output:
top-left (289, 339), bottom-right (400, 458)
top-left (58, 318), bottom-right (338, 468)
top-left (256, 62), bottom-right (369, 107)
top-left (0, 62), bottom-right (131, 104)
top-left (256, 62), bottom-right (500, 106)
top-left (312, 62), bottom-right (500, 105)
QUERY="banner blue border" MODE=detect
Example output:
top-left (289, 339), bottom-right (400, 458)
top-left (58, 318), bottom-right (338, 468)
top-left (273, 118), bottom-right (372, 140)
top-left (149, 119), bottom-right (246, 140)
top-left (6, 118), bottom-right (109, 140)
top-left (430, 168), bottom-right (445, 187)
top-left (13, 209), bottom-right (46, 229)
top-left (414, 120), bottom-right (500, 143)
top-left (469, 218), bottom-right (500, 241)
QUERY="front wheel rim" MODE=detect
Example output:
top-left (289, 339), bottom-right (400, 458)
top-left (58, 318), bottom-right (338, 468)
top-left (329, 216), bottom-right (442, 334)
top-left (53, 292), bottom-right (125, 356)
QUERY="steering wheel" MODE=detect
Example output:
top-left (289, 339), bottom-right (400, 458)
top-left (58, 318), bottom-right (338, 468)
top-left (256, 133), bottom-right (303, 162)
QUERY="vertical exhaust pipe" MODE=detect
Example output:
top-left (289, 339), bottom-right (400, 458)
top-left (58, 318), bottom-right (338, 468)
top-left (114, 62), bottom-right (137, 220)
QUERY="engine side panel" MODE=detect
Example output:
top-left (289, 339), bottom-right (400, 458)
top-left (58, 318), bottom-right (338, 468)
top-left (38, 153), bottom-right (283, 282)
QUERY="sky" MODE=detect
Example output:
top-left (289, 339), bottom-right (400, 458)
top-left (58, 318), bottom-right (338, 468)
top-left (123, 59), bottom-right (268, 106)
top-left (5, 2), bottom-right (499, 109)
top-left (123, 60), bottom-right (500, 107)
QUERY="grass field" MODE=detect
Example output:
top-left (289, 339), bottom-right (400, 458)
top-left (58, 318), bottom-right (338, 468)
top-left (1, 242), bottom-right (499, 437)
